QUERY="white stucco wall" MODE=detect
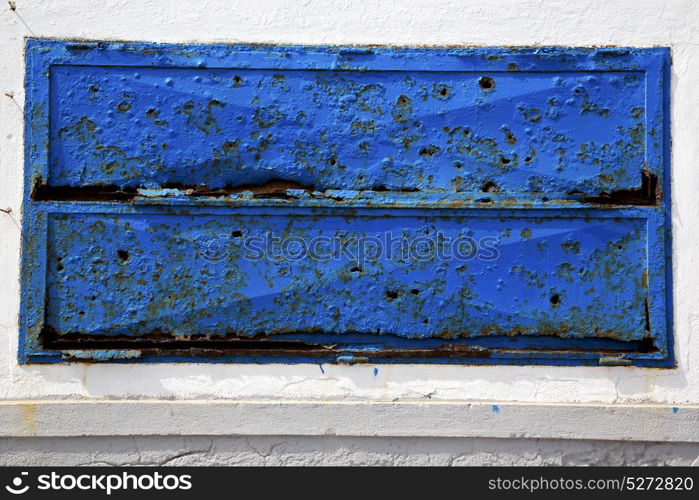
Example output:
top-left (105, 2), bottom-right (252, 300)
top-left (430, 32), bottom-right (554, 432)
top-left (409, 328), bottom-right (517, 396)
top-left (1, 0), bottom-right (699, 464)
top-left (3, 436), bottom-right (699, 466)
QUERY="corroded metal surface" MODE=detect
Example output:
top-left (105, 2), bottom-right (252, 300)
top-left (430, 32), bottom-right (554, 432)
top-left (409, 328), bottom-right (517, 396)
top-left (45, 211), bottom-right (647, 339)
top-left (46, 66), bottom-right (647, 195)
top-left (20, 40), bottom-right (672, 365)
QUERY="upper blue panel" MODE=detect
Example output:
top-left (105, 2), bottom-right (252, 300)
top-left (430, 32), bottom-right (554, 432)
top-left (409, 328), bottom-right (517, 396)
top-left (26, 41), bottom-right (665, 199)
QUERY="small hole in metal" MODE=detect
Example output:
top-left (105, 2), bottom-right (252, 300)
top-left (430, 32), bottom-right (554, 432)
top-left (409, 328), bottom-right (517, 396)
top-left (482, 181), bottom-right (499, 193)
top-left (478, 77), bottom-right (495, 91)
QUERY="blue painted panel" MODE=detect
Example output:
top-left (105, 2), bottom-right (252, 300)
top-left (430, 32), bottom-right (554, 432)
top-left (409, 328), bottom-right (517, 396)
top-left (46, 65), bottom-right (646, 195)
top-left (19, 40), bottom-right (672, 365)
top-left (45, 211), bottom-right (647, 340)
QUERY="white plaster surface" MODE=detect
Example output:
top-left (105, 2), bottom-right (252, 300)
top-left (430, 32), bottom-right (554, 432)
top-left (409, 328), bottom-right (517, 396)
top-left (2, 436), bottom-right (699, 466)
top-left (1, 0), bottom-right (699, 465)
top-left (2, 400), bottom-right (699, 442)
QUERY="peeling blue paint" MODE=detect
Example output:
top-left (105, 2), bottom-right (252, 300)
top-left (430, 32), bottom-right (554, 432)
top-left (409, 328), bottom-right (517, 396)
top-left (18, 40), bottom-right (673, 366)
top-left (62, 349), bottom-right (141, 361)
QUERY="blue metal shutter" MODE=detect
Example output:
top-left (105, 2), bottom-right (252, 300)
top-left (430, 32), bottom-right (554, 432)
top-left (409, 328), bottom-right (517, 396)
top-left (20, 41), bottom-right (672, 365)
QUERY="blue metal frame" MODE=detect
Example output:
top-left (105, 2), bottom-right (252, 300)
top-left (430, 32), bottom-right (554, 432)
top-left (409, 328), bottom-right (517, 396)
top-left (19, 40), bottom-right (672, 366)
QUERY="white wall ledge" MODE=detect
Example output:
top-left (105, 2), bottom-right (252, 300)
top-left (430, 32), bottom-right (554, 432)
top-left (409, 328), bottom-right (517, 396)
top-left (1, 400), bottom-right (697, 442)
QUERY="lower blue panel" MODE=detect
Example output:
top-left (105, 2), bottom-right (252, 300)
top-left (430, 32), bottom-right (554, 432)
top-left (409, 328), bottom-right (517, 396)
top-left (18, 204), bottom-right (670, 366)
top-left (46, 210), bottom-right (648, 340)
